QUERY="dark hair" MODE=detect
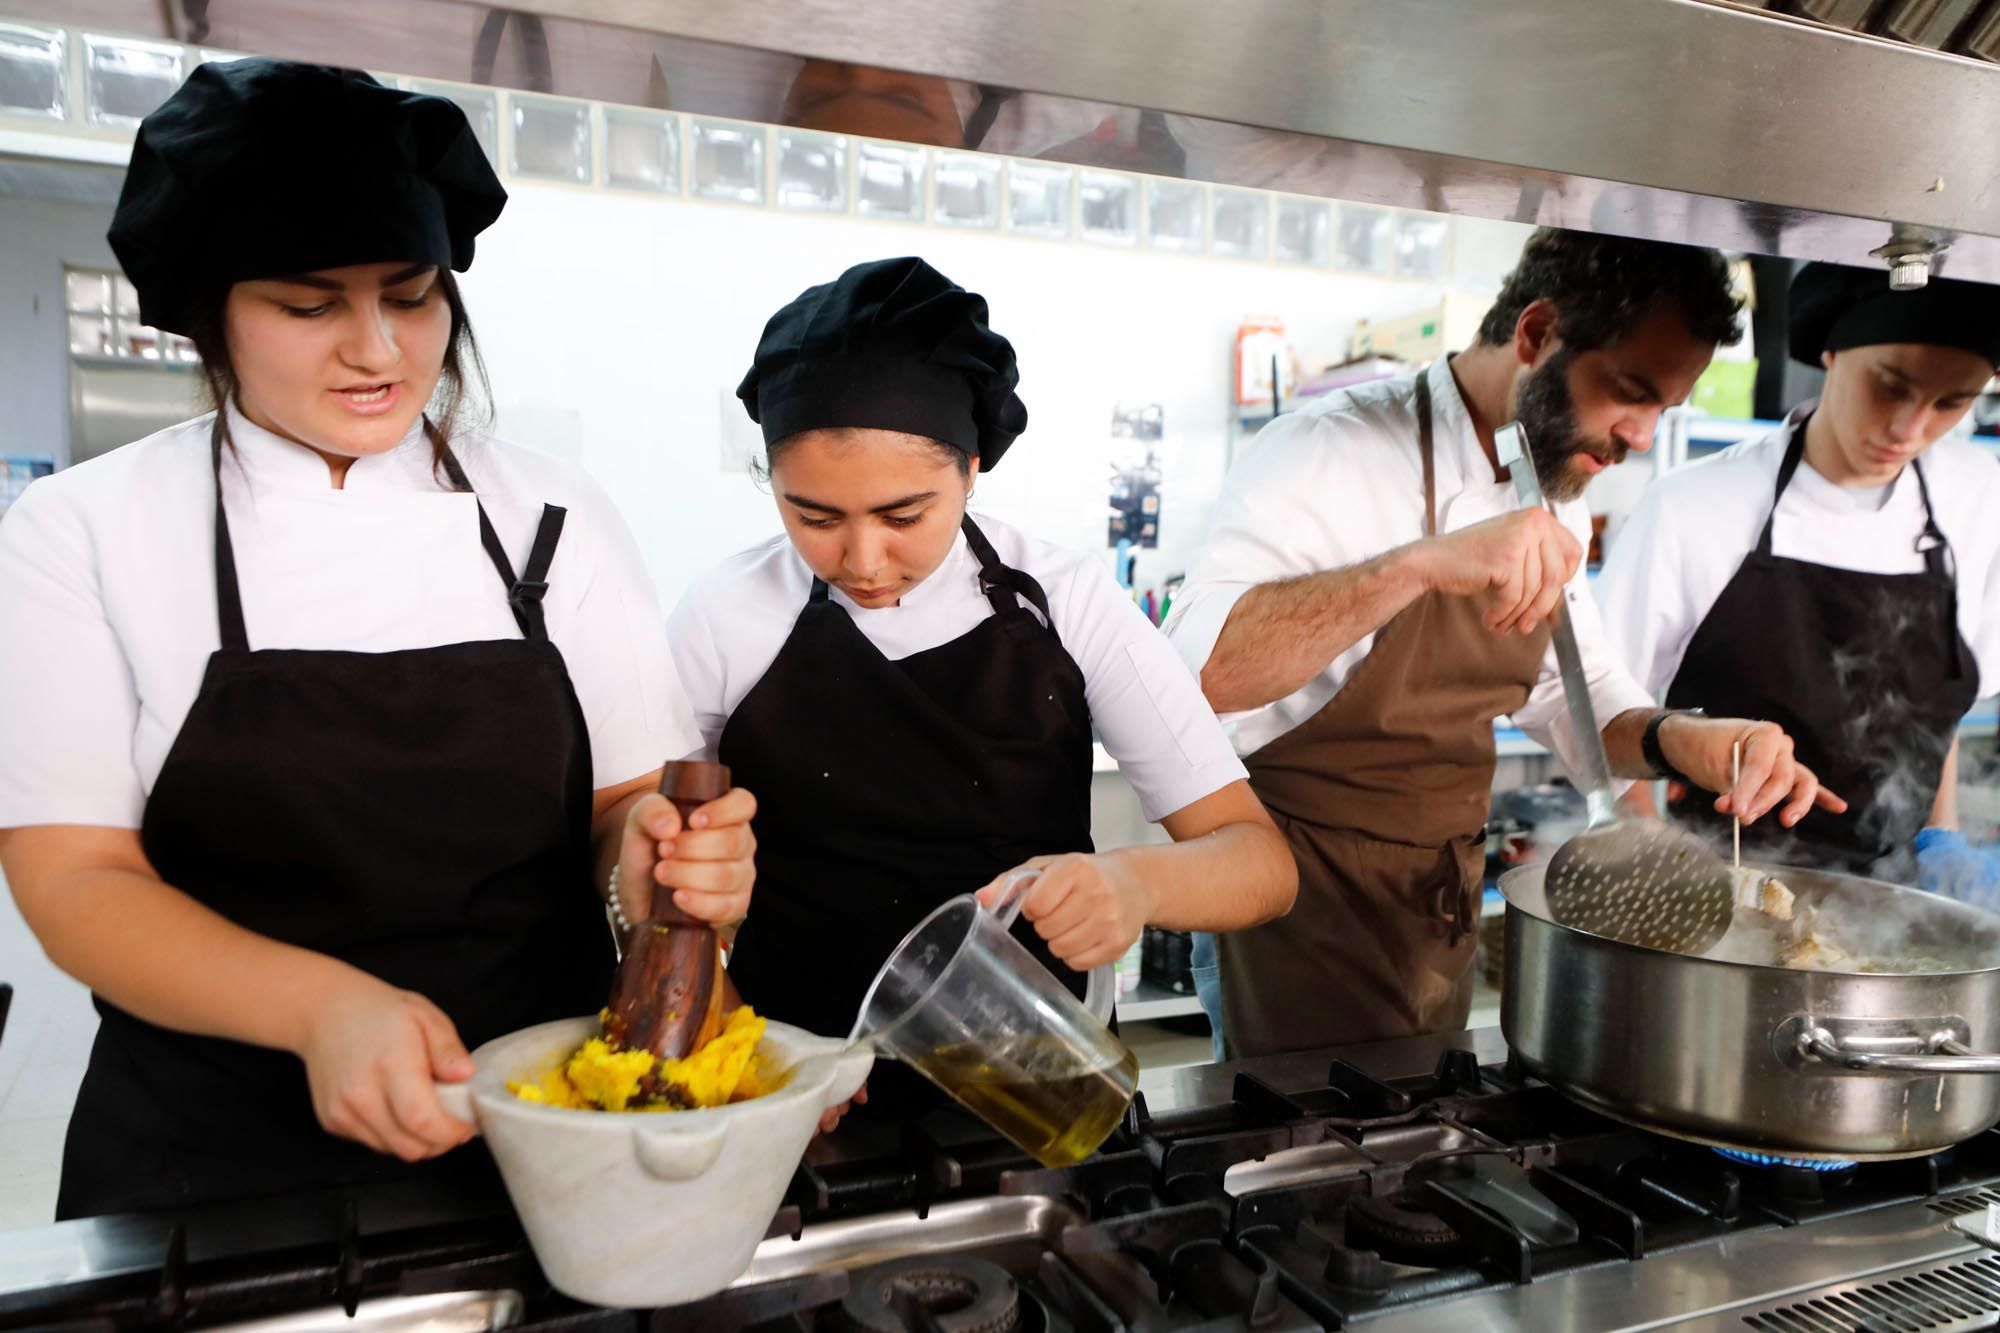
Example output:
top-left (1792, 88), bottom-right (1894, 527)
top-left (753, 428), bottom-right (972, 483)
top-left (1475, 227), bottom-right (1743, 353)
top-left (186, 267), bottom-right (491, 485)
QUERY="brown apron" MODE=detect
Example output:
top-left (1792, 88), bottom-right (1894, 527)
top-left (1220, 373), bottom-right (1554, 1057)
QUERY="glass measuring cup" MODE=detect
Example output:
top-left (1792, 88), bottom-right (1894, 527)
top-left (849, 870), bottom-right (1138, 1167)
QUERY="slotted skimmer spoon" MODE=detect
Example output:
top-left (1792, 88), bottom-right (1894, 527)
top-left (1495, 422), bottom-right (1734, 955)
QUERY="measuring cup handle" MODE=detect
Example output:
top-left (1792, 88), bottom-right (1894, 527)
top-left (985, 868), bottom-right (1041, 928)
top-left (1083, 962), bottom-right (1116, 1024)
top-left (988, 869), bottom-right (1116, 1025)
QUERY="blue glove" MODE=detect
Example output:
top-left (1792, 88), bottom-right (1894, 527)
top-left (1915, 827), bottom-right (2000, 913)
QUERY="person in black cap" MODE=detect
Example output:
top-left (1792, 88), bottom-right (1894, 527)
top-left (668, 256), bottom-right (1295, 1123)
top-left (1599, 262), bottom-right (2000, 881)
top-left (0, 58), bottom-right (757, 1218)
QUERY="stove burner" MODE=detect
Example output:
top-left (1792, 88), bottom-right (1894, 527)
top-left (1712, 1146), bottom-right (1859, 1173)
top-left (1344, 1193), bottom-right (1467, 1267)
top-left (838, 1255), bottom-right (1024, 1333)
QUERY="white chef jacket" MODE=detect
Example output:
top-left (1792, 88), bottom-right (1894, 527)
top-left (668, 513), bottom-right (1247, 823)
top-left (1597, 408), bottom-right (2000, 701)
top-left (0, 406), bottom-right (699, 830)
top-left (1163, 356), bottom-right (1654, 785)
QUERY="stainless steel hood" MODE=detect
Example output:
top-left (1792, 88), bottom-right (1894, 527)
top-left (433, 0), bottom-right (2000, 281)
top-left (9, 0), bottom-right (2000, 280)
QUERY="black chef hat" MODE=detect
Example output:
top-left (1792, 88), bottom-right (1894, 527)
top-left (108, 58), bottom-right (506, 335)
top-left (736, 256), bottom-right (1028, 471)
top-left (1790, 262), bottom-right (2000, 369)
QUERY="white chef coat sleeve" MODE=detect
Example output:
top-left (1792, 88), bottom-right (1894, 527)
top-left (664, 577), bottom-right (734, 763)
top-left (1058, 558), bottom-right (1248, 823)
top-left (0, 482), bottom-right (147, 828)
top-left (1593, 488), bottom-right (1699, 698)
top-left (562, 481), bottom-right (702, 787)
top-left (1510, 571), bottom-right (1656, 792)
top-left (1163, 413), bottom-right (1348, 694)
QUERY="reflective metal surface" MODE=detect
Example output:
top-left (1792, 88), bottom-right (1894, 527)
top-left (424, 0), bottom-right (2000, 276)
top-left (1708, 0), bottom-right (2000, 57)
top-left (8, 0), bottom-right (2000, 277)
top-left (1963, 0), bottom-right (2000, 57)
top-left (68, 357), bottom-right (199, 467)
top-left (732, 1194), bottom-right (1081, 1287)
top-left (1502, 862), bottom-right (2000, 1159)
top-left (211, 1289), bottom-right (524, 1332)
top-left (1365, 1196), bottom-right (1988, 1332)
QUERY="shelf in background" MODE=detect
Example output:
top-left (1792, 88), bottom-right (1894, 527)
top-left (1681, 415), bottom-right (1784, 452)
top-left (1682, 414), bottom-right (2000, 457)
top-left (1117, 978), bottom-right (1205, 1022)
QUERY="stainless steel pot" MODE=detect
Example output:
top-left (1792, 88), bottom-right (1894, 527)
top-left (1500, 861), bottom-right (2000, 1159)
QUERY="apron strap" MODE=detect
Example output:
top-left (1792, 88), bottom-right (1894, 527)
top-left (960, 514), bottom-right (1057, 628)
top-left (435, 438), bottom-right (568, 643)
top-left (1909, 454), bottom-right (1970, 682)
top-left (1909, 454), bottom-right (1953, 574)
top-left (468, 502), bottom-right (565, 642)
top-left (1752, 412), bottom-right (1816, 552)
top-left (799, 516), bottom-right (1059, 631)
top-left (208, 418), bottom-right (566, 648)
top-left (1414, 372), bottom-right (1439, 539)
top-left (208, 416), bottom-right (251, 654)
top-left (1754, 415), bottom-right (1813, 558)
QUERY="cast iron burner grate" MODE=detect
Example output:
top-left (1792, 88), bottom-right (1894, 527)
top-left (1713, 1146), bottom-right (1858, 1173)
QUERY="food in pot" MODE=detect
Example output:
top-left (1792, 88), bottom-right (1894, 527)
top-left (1773, 909), bottom-right (1858, 970)
top-left (509, 1005), bottom-right (773, 1111)
top-left (1712, 872), bottom-right (1958, 973)
top-left (1729, 866), bottom-right (1794, 920)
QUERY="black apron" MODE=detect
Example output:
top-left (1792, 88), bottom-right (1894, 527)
top-left (57, 424), bottom-right (609, 1218)
top-left (719, 516), bottom-right (1096, 1111)
top-left (1665, 415), bottom-right (1977, 880)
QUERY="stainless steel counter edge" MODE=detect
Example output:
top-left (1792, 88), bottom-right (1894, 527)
top-left (1363, 1197), bottom-right (1986, 1332)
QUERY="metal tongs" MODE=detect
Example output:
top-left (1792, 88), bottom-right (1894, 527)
top-left (1495, 422), bottom-right (1734, 955)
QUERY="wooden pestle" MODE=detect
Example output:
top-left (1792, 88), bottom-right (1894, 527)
top-left (603, 761), bottom-right (731, 1062)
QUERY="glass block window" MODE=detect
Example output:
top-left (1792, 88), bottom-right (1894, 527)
top-left (67, 267), bottom-right (196, 363)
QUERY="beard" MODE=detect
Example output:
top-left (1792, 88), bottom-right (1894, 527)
top-left (1513, 347), bottom-right (1627, 501)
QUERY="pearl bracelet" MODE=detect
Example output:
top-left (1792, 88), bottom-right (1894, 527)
top-left (605, 863), bottom-right (635, 944)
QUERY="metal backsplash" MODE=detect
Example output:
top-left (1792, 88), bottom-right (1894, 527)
top-left (9, 0), bottom-right (2000, 281)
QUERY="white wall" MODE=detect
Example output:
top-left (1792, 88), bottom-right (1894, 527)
top-left (0, 168), bottom-right (1532, 604)
top-left (468, 183), bottom-right (1529, 609)
top-left (0, 194), bottom-right (122, 468)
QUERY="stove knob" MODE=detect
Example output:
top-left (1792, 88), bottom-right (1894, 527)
top-left (1434, 1047), bottom-right (1482, 1091)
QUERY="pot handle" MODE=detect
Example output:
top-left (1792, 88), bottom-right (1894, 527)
top-left (1802, 1027), bottom-right (2000, 1074)
top-left (434, 1080), bottom-right (481, 1135)
top-left (632, 1120), bottom-right (731, 1180)
top-left (827, 1044), bottom-right (875, 1109)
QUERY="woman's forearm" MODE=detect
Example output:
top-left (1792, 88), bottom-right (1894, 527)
top-left (3, 826), bottom-right (357, 1055)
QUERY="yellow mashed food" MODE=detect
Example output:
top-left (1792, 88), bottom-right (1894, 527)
top-left (508, 1006), bottom-right (774, 1112)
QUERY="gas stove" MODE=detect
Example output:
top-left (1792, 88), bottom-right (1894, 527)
top-left (7, 1027), bottom-right (2000, 1331)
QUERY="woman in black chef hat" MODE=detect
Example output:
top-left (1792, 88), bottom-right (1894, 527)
top-left (0, 59), bottom-right (757, 1217)
top-left (1599, 263), bottom-right (2000, 881)
top-left (668, 257), bottom-right (1296, 1122)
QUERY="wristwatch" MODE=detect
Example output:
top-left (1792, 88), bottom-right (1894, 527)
top-left (1641, 708), bottom-right (1703, 782)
